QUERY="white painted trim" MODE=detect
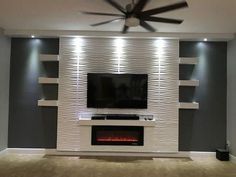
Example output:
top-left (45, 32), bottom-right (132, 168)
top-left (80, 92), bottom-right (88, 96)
top-left (187, 151), bottom-right (216, 158)
top-left (38, 77), bottom-right (59, 84)
top-left (39, 54), bottom-right (59, 62)
top-left (230, 154), bottom-right (236, 164)
top-left (179, 102), bottom-right (199, 109)
top-left (179, 57), bottom-right (198, 65)
top-left (5, 148), bottom-right (216, 158)
top-left (0, 149), bottom-right (8, 156)
top-left (3, 30), bottom-right (234, 41)
top-left (6, 148), bottom-right (55, 155)
top-left (179, 80), bottom-right (199, 87)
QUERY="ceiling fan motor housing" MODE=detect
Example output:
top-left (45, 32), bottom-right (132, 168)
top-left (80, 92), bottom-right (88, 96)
top-left (125, 17), bottom-right (140, 27)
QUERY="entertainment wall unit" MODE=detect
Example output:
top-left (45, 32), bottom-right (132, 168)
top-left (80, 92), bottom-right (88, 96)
top-left (37, 37), bottom-right (199, 153)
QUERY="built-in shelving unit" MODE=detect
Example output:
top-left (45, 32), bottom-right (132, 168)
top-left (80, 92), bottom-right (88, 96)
top-left (38, 54), bottom-right (59, 107)
top-left (179, 102), bottom-right (199, 110)
top-left (179, 57), bottom-right (198, 65)
top-left (179, 57), bottom-right (199, 110)
top-left (39, 54), bottom-right (59, 62)
top-left (38, 99), bottom-right (58, 107)
top-left (179, 80), bottom-right (199, 87)
top-left (38, 77), bottom-right (59, 84)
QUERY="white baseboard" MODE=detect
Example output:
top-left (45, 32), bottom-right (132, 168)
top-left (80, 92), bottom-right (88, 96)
top-left (186, 151), bottom-right (216, 158)
top-left (6, 148), bottom-right (56, 155)
top-left (0, 149), bottom-right (8, 156)
top-left (5, 148), bottom-right (216, 158)
top-left (230, 154), bottom-right (236, 164)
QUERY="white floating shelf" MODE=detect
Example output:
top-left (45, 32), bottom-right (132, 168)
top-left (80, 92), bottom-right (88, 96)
top-left (179, 102), bottom-right (199, 109)
top-left (179, 57), bottom-right (198, 65)
top-left (78, 119), bottom-right (156, 127)
top-left (38, 100), bottom-right (58, 107)
top-left (179, 80), bottom-right (199, 87)
top-left (39, 54), bottom-right (59, 62)
top-left (38, 77), bottom-right (59, 84)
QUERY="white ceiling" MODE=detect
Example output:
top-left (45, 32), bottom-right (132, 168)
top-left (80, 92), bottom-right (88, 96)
top-left (0, 0), bottom-right (236, 34)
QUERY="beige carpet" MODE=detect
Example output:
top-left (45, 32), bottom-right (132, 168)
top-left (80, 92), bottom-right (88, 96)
top-left (0, 154), bottom-right (236, 177)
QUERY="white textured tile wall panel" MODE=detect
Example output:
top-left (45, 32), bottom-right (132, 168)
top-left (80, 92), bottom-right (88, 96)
top-left (57, 37), bottom-right (179, 152)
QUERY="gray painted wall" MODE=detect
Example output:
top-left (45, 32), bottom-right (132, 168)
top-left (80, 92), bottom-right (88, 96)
top-left (227, 38), bottom-right (236, 156)
top-left (8, 38), bottom-right (59, 148)
top-left (179, 41), bottom-right (227, 151)
top-left (0, 33), bottom-right (11, 151)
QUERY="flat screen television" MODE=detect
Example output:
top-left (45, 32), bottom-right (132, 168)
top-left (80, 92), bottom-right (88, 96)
top-left (87, 73), bottom-right (148, 109)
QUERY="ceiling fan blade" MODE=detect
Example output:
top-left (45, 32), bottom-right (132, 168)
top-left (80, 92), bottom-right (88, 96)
top-left (131, 0), bottom-right (149, 14)
top-left (105, 0), bottom-right (126, 14)
top-left (142, 16), bottom-right (183, 24)
top-left (140, 21), bottom-right (156, 32)
top-left (122, 25), bottom-right (129, 34)
top-left (81, 11), bottom-right (124, 17)
top-left (141, 1), bottom-right (188, 16)
top-left (91, 18), bottom-right (123, 26)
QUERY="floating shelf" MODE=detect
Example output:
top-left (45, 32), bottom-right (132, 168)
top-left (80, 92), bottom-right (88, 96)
top-left (38, 77), bottom-right (59, 84)
top-left (78, 119), bottom-right (156, 127)
top-left (179, 80), bottom-right (199, 87)
top-left (179, 57), bottom-right (198, 65)
top-left (38, 100), bottom-right (58, 107)
top-left (179, 102), bottom-right (199, 110)
top-left (39, 54), bottom-right (59, 62)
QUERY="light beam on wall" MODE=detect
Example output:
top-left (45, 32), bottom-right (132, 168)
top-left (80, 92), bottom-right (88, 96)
top-left (114, 38), bottom-right (125, 73)
top-left (24, 39), bottom-right (41, 99)
top-left (26, 39), bottom-right (40, 82)
top-left (154, 39), bottom-right (165, 66)
top-left (74, 37), bottom-right (84, 120)
top-left (74, 37), bottom-right (84, 88)
top-left (154, 39), bottom-right (166, 103)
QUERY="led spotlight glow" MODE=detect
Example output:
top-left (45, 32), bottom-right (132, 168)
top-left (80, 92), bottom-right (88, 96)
top-left (204, 38), bottom-right (207, 41)
top-left (75, 37), bottom-right (84, 54)
top-left (114, 38), bottom-right (125, 73)
top-left (31, 35), bottom-right (35, 38)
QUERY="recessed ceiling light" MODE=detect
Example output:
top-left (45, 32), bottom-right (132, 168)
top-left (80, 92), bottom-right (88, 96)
top-left (31, 35), bottom-right (35, 38)
top-left (204, 38), bottom-right (208, 41)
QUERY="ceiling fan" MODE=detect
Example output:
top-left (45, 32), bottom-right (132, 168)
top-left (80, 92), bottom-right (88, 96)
top-left (81, 0), bottom-right (188, 33)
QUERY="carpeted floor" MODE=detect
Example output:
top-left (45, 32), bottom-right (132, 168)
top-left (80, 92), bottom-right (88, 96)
top-left (0, 154), bottom-right (236, 177)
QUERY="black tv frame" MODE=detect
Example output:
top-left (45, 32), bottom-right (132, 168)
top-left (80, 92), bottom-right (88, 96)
top-left (87, 73), bottom-right (148, 109)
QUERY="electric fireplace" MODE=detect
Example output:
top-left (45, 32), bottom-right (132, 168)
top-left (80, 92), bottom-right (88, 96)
top-left (92, 126), bottom-right (144, 146)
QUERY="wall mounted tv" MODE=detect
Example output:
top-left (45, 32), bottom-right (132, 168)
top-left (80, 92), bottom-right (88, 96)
top-left (87, 73), bottom-right (148, 109)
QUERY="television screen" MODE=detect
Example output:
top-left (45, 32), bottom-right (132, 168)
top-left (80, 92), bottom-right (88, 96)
top-left (87, 73), bottom-right (148, 109)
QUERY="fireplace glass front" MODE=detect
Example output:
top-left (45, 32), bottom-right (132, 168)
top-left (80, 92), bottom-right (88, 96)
top-left (91, 126), bottom-right (144, 146)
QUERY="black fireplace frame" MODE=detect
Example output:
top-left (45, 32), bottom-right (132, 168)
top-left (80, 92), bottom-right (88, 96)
top-left (91, 126), bottom-right (144, 146)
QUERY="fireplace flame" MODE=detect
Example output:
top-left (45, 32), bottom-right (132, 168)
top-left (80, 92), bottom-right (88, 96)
top-left (97, 137), bottom-right (138, 142)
